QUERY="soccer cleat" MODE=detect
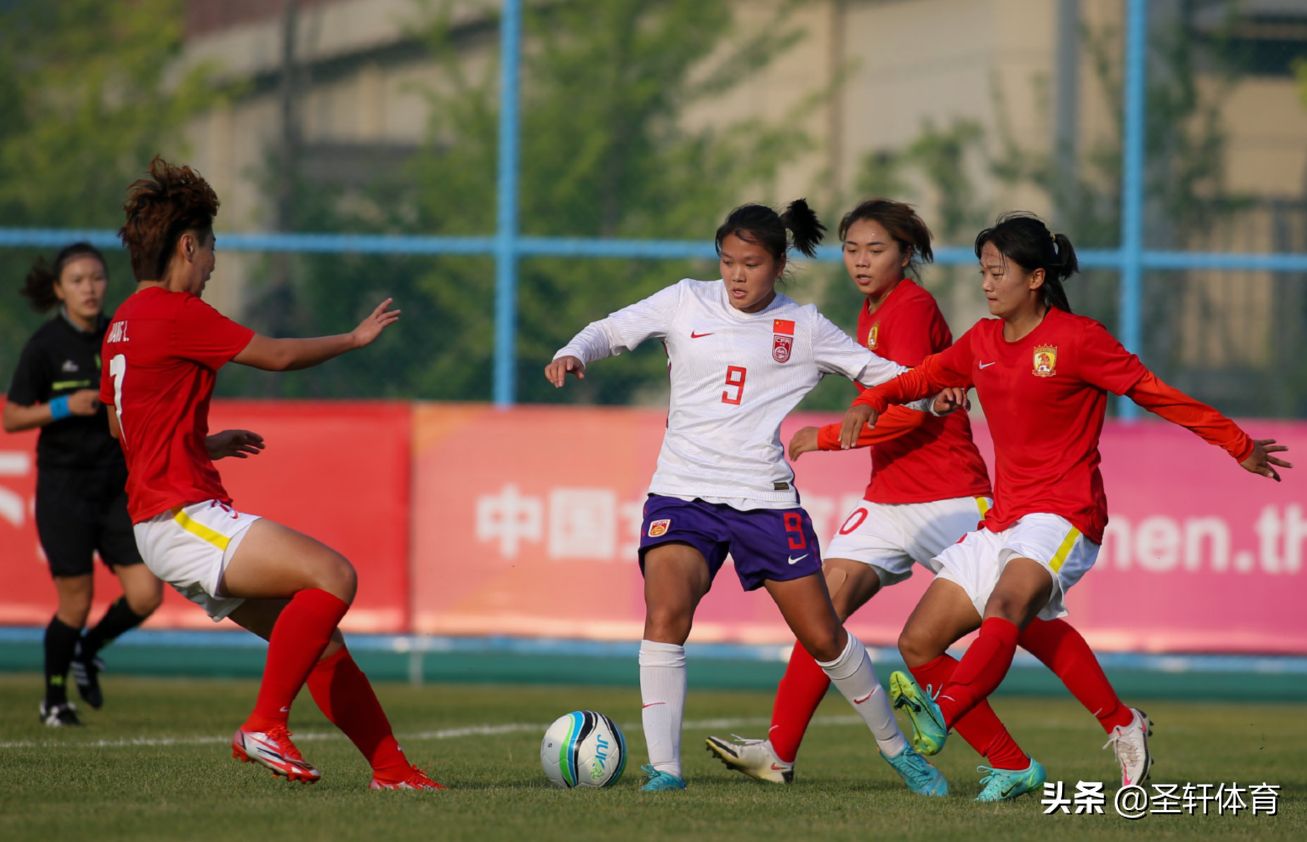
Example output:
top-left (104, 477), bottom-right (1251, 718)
top-left (70, 643), bottom-right (105, 709)
top-left (370, 764), bottom-right (448, 791)
top-left (888, 671), bottom-right (948, 756)
top-left (39, 700), bottom-right (83, 727)
top-left (638, 763), bottom-right (687, 791)
top-left (974, 757), bottom-right (1047, 802)
top-left (880, 745), bottom-right (948, 797)
top-left (704, 735), bottom-right (794, 784)
top-left (231, 724), bottom-right (321, 784)
top-left (1103, 707), bottom-right (1153, 787)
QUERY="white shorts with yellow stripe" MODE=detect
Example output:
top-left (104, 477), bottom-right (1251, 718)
top-left (933, 512), bottom-right (1099, 621)
top-left (824, 496), bottom-right (992, 587)
top-left (133, 500), bottom-right (261, 622)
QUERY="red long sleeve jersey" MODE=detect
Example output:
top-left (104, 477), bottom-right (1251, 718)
top-left (814, 280), bottom-right (991, 504)
top-left (854, 307), bottom-right (1254, 543)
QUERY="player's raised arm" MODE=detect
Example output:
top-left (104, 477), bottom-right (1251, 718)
top-left (233, 299), bottom-right (399, 372)
top-left (545, 281), bottom-right (684, 389)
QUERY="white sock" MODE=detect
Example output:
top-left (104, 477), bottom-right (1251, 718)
top-left (816, 634), bottom-right (909, 757)
top-left (639, 640), bottom-right (687, 777)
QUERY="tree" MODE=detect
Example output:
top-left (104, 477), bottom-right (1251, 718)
top-left (229, 0), bottom-right (815, 404)
top-left (0, 0), bottom-right (216, 376)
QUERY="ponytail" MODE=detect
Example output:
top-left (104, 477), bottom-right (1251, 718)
top-left (715, 199), bottom-right (826, 266)
top-left (20, 242), bottom-right (108, 313)
top-left (779, 198), bottom-right (825, 258)
top-left (974, 212), bottom-right (1078, 312)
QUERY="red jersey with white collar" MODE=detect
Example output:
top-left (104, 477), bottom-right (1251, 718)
top-left (816, 280), bottom-right (991, 504)
top-left (855, 307), bottom-right (1253, 543)
top-left (99, 286), bottom-right (254, 523)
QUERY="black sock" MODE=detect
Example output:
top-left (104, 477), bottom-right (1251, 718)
top-left (44, 616), bottom-right (82, 706)
top-left (80, 597), bottom-right (149, 660)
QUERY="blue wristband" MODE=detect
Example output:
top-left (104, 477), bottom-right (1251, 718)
top-left (49, 396), bottom-right (71, 421)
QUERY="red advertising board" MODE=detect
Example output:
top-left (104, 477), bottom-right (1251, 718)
top-left (5, 398), bottom-right (1304, 654)
top-left (0, 400), bottom-right (411, 633)
top-left (410, 405), bottom-right (1307, 654)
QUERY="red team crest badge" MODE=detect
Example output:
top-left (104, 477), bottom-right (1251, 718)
top-left (648, 519), bottom-right (671, 538)
top-left (1033, 345), bottom-right (1058, 377)
top-left (772, 319), bottom-right (795, 363)
top-left (867, 321), bottom-right (880, 350)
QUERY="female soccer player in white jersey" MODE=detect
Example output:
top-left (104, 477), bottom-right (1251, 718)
top-left (706, 200), bottom-right (1154, 801)
top-left (100, 157), bottom-right (441, 790)
top-left (547, 200), bottom-right (952, 794)
top-left (845, 212), bottom-right (1290, 800)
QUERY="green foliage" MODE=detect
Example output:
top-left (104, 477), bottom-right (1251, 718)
top-left (237, 0), bottom-right (813, 403)
top-left (0, 0), bottom-right (217, 384)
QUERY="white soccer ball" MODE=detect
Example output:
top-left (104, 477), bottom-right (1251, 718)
top-left (540, 710), bottom-right (627, 788)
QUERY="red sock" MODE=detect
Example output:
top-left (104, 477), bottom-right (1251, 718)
top-left (1019, 618), bottom-right (1132, 733)
top-left (936, 618), bottom-right (1019, 727)
top-left (768, 642), bottom-right (831, 764)
top-left (308, 646), bottom-right (410, 779)
top-left (245, 588), bottom-right (349, 731)
top-left (912, 654), bottom-right (1028, 771)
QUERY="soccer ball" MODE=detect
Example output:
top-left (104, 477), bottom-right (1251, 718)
top-left (540, 710), bottom-right (627, 788)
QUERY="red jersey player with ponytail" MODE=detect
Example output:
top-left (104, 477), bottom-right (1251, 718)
top-left (843, 212), bottom-right (1290, 800)
top-left (708, 200), bottom-right (1158, 800)
top-left (100, 157), bottom-right (442, 791)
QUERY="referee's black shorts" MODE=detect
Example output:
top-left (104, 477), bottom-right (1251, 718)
top-left (35, 464), bottom-right (143, 578)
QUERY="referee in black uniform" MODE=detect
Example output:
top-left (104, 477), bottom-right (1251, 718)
top-left (3, 242), bottom-right (162, 726)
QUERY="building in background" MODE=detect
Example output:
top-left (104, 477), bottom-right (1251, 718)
top-left (177, 0), bottom-right (1307, 407)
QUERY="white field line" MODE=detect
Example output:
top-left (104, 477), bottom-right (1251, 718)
top-left (0, 715), bottom-right (865, 751)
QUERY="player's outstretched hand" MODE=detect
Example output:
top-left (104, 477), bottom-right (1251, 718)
top-left (351, 298), bottom-right (400, 348)
top-left (931, 386), bottom-right (969, 415)
top-left (68, 389), bottom-right (102, 416)
top-left (839, 405), bottom-right (878, 449)
top-left (207, 429), bottom-right (266, 461)
top-left (788, 426), bottom-right (819, 461)
top-left (1240, 438), bottom-right (1291, 482)
top-left (544, 356), bottom-right (586, 388)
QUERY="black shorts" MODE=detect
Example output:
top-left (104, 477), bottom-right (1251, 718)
top-left (35, 464), bottom-right (143, 578)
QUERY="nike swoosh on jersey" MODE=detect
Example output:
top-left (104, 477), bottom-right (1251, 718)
top-left (979, 361), bottom-right (997, 369)
top-left (853, 691), bottom-right (875, 704)
top-left (690, 331), bottom-right (713, 338)
top-left (787, 554), bottom-right (809, 565)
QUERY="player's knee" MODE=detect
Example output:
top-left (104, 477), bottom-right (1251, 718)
top-left (643, 606), bottom-right (692, 644)
top-left (316, 555), bottom-right (358, 604)
top-left (898, 626), bottom-right (935, 667)
top-left (126, 586), bottom-right (163, 617)
top-left (805, 632), bottom-right (844, 663)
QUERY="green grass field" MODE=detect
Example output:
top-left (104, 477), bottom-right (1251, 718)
top-left (1, 673), bottom-right (1302, 842)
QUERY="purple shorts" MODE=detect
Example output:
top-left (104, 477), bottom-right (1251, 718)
top-left (638, 495), bottom-right (823, 591)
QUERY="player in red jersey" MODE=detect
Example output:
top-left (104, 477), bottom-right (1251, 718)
top-left (707, 200), bottom-right (1155, 799)
top-left (100, 157), bottom-right (441, 791)
top-left (842, 212), bottom-right (1290, 799)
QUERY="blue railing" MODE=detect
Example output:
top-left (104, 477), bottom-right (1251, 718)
top-left (2, 0), bottom-right (1305, 410)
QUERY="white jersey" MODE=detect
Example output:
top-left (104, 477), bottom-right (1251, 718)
top-left (555, 279), bottom-right (929, 509)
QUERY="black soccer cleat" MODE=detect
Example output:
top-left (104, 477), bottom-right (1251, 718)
top-left (70, 642), bottom-right (105, 709)
top-left (39, 700), bottom-right (83, 727)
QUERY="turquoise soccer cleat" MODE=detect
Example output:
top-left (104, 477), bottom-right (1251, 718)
top-left (638, 763), bottom-right (687, 791)
top-left (974, 757), bottom-right (1047, 802)
top-left (880, 745), bottom-right (949, 797)
top-left (888, 671), bottom-right (949, 756)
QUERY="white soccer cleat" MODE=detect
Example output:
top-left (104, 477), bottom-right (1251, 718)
top-left (705, 735), bottom-right (794, 784)
top-left (1103, 707), bottom-right (1153, 787)
top-left (232, 724), bottom-right (321, 784)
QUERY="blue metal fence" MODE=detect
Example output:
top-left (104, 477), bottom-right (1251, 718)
top-left (2, 0), bottom-right (1306, 410)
